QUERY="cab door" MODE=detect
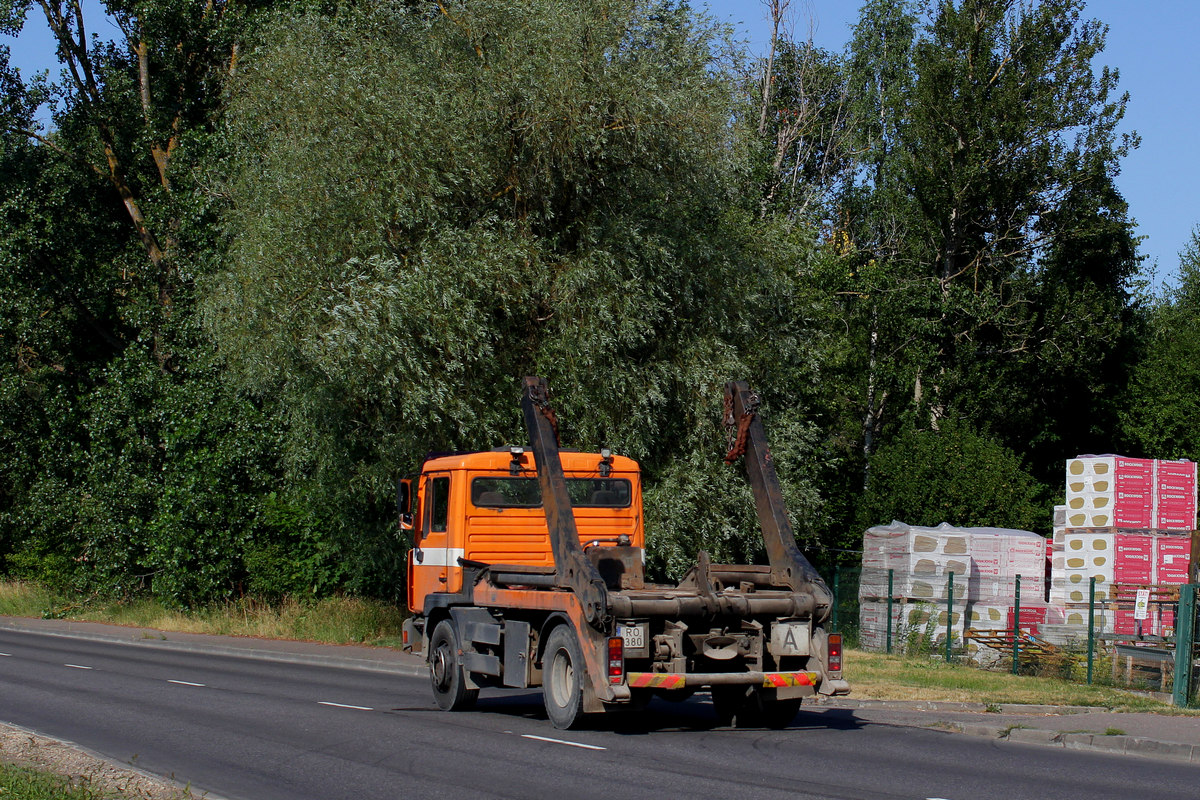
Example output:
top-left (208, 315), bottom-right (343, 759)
top-left (409, 472), bottom-right (455, 609)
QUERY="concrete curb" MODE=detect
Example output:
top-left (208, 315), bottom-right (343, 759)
top-left (944, 719), bottom-right (1200, 765)
top-left (812, 697), bottom-right (1107, 715)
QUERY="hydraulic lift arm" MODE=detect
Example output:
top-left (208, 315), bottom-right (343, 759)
top-left (725, 380), bottom-right (834, 622)
top-left (520, 376), bottom-right (610, 630)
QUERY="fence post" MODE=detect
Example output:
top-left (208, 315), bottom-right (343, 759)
top-left (832, 567), bottom-right (840, 633)
top-left (886, 569), bottom-right (894, 655)
top-left (1012, 574), bottom-right (1021, 675)
top-left (1087, 576), bottom-right (1096, 685)
top-left (1173, 584), bottom-right (1196, 708)
top-left (945, 571), bottom-right (954, 663)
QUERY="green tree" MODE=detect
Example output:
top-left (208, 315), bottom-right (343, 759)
top-left (211, 0), bottom-right (833, 580)
top-left (1120, 228), bottom-right (1200, 459)
top-left (0, 2), bottom-right (305, 605)
top-left (858, 417), bottom-right (1046, 532)
top-left (827, 0), bottom-right (1140, 501)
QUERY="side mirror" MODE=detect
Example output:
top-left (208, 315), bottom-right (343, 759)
top-left (397, 478), bottom-right (414, 532)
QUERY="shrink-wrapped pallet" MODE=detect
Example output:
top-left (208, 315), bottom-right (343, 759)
top-left (858, 600), bottom-right (965, 651)
top-left (859, 522), bottom-right (971, 600)
top-left (968, 528), bottom-right (1046, 602)
top-left (859, 522), bottom-right (1049, 651)
top-left (1064, 456), bottom-right (1197, 530)
top-left (1065, 456), bottom-right (1154, 528)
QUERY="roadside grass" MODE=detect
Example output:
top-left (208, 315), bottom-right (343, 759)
top-left (0, 762), bottom-right (124, 800)
top-left (846, 647), bottom-right (1187, 712)
top-left (0, 759), bottom-right (195, 800)
top-left (0, 581), bottom-right (56, 617)
top-left (0, 762), bottom-right (100, 800)
top-left (0, 581), bottom-right (405, 647)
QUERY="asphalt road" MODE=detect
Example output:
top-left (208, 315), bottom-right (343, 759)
top-left (2, 627), bottom-right (1198, 800)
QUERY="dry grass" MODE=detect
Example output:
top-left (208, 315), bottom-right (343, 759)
top-left (846, 647), bottom-right (1189, 712)
top-left (0, 582), bottom-right (405, 647)
top-left (0, 581), bottom-right (55, 617)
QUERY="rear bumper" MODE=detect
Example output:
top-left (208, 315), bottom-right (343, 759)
top-left (625, 671), bottom-right (819, 689)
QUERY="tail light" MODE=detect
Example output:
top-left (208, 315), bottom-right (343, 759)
top-left (827, 632), bottom-right (843, 673)
top-left (607, 636), bottom-right (624, 684)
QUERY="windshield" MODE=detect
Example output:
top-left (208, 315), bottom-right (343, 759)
top-left (470, 477), bottom-right (632, 508)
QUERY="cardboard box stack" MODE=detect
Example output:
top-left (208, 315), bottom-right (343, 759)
top-left (1051, 455), bottom-right (1196, 638)
top-left (859, 522), bottom-right (1046, 654)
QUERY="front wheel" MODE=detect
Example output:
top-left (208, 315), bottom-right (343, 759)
top-left (542, 626), bottom-right (587, 729)
top-left (429, 620), bottom-right (478, 711)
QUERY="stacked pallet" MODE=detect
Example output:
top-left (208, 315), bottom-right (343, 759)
top-left (1064, 456), bottom-right (1196, 530)
top-left (858, 522), bottom-right (1046, 653)
top-left (1050, 455), bottom-right (1196, 637)
top-left (1050, 528), bottom-right (1192, 635)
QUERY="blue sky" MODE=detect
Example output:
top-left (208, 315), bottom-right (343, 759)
top-left (704, 0), bottom-right (1200, 293)
top-left (4, 1), bottom-right (1195, 290)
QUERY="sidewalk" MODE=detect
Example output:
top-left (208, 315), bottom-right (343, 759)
top-left (4, 615), bottom-right (1200, 765)
top-left (810, 696), bottom-right (1200, 765)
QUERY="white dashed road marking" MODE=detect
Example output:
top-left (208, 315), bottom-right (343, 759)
top-left (168, 680), bottom-right (206, 687)
top-left (318, 701), bottom-right (373, 711)
top-left (521, 734), bottom-right (606, 751)
top-left (64, 664), bottom-right (93, 670)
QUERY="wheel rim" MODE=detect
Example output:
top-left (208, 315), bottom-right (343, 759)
top-left (432, 641), bottom-right (451, 691)
top-left (549, 647), bottom-right (574, 708)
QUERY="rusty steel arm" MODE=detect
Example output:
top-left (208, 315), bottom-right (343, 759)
top-left (520, 376), bottom-right (609, 630)
top-left (725, 381), bottom-right (833, 622)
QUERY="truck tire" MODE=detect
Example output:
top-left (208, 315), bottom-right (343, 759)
top-left (712, 686), bottom-right (800, 729)
top-left (542, 626), bottom-right (586, 729)
top-left (429, 619), bottom-right (478, 711)
top-left (756, 697), bottom-right (802, 729)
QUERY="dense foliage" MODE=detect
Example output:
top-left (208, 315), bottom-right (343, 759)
top-left (0, 0), bottom-right (1184, 604)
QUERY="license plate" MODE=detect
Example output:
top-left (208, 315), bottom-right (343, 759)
top-left (620, 624), bottom-right (646, 650)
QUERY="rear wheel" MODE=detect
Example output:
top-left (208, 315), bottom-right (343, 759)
top-left (429, 620), bottom-right (478, 711)
top-left (712, 686), bottom-right (800, 729)
top-left (756, 696), bottom-right (802, 729)
top-left (625, 688), bottom-right (653, 712)
top-left (543, 626), bottom-right (587, 729)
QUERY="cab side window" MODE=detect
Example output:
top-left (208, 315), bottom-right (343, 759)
top-left (428, 476), bottom-right (450, 533)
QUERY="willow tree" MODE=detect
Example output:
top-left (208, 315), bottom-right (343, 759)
top-left (211, 0), bottom-right (833, 578)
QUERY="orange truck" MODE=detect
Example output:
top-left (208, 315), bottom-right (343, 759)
top-left (400, 377), bottom-right (848, 728)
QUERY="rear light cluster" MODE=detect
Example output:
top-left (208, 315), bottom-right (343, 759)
top-left (607, 637), bottom-right (624, 684)
top-left (827, 633), bottom-right (843, 673)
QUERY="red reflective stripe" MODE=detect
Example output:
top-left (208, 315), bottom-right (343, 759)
top-left (762, 672), bottom-right (818, 687)
top-left (626, 673), bottom-right (685, 689)
top-left (626, 672), bottom-right (817, 689)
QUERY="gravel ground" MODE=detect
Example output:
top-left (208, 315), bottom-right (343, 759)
top-left (0, 721), bottom-right (203, 799)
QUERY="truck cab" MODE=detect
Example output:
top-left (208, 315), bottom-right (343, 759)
top-left (406, 448), bottom-right (644, 611)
